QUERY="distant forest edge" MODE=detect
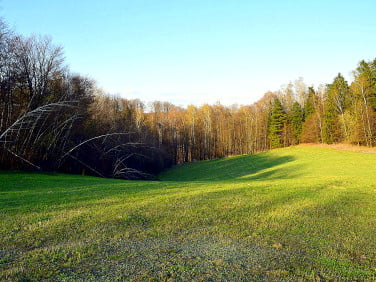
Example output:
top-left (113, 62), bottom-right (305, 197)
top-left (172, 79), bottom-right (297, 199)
top-left (1, 19), bottom-right (376, 179)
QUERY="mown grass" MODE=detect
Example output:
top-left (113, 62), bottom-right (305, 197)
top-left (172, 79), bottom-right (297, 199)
top-left (1, 146), bottom-right (376, 280)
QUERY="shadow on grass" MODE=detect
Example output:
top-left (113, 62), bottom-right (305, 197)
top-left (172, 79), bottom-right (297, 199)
top-left (241, 163), bottom-right (305, 181)
top-left (0, 153), bottom-right (297, 214)
top-left (161, 153), bottom-right (296, 182)
top-left (0, 171), bottom-right (162, 214)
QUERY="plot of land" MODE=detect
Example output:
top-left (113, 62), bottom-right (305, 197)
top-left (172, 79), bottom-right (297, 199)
top-left (1, 146), bottom-right (376, 280)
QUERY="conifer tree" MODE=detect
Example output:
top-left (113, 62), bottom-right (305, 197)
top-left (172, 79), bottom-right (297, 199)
top-left (268, 98), bottom-right (287, 148)
top-left (290, 101), bottom-right (303, 144)
top-left (304, 87), bottom-right (316, 119)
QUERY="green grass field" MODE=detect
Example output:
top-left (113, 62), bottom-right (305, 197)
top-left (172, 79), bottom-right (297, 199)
top-left (1, 146), bottom-right (376, 280)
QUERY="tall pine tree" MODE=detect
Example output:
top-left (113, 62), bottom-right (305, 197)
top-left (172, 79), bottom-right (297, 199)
top-left (268, 98), bottom-right (287, 148)
top-left (290, 101), bottom-right (303, 144)
top-left (304, 87), bottom-right (316, 119)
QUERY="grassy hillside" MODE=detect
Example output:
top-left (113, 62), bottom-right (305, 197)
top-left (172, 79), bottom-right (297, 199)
top-left (1, 146), bottom-right (376, 280)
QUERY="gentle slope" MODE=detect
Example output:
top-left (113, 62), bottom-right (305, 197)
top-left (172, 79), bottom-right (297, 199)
top-left (1, 146), bottom-right (376, 280)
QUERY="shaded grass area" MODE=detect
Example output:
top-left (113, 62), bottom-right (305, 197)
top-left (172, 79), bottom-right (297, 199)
top-left (1, 147), bottom-right (376, 280)
top-left (160, 153), bottom-right (296, 181)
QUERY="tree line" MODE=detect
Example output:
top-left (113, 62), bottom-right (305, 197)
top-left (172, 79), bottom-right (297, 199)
top-left (1, 19), bottom-right (375, 179)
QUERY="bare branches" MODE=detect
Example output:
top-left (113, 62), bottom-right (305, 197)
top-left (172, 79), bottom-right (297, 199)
top-left (0, 21), bottom-right (163, 179)
top-left (66, 153), bottom-right (105, 178)
top-left (111, 151), bottom-right (156, 180)
top-left (0, 101), bottom-right (77, 142)
top-left (4, 148), bottom-right (41, 170)
top-left (56, 132), bottom-right (159, 180)
top-left (0, 101), bottom-right (78, 169)
top-left (58, 132), bottom-right (135, 162)
top-left (10, 35), bottom-right (65, 110)
top-left (113, 166), bottom-right (155, 180)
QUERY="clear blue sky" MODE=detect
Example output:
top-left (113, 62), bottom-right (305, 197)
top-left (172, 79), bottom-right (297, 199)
top-left (1, 0), bottom-right (376, 107)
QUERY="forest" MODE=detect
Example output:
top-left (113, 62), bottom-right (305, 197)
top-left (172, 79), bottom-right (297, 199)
top-left (1, 19), bottom-right (376, 179)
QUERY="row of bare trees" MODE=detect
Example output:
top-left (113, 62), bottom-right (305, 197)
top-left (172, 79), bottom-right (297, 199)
top-left (0, 20), bottom-right (164, 179)
top-left (1, 18), bottom-right (375, 178)
top-left (138, 64), bottom-right (376, 163)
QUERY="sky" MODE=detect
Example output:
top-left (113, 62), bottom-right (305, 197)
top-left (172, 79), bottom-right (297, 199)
top-left (1, 0), bottom-right (376, 107)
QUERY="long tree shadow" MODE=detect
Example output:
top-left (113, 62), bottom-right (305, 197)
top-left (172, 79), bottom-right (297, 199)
top-left (161, 153), bottom-right (296, 182)
top-left (240, 163), bottom-right (306, 181)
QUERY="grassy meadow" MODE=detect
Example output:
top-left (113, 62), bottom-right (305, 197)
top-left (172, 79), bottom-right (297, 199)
top-left (1, 146), bottom-right (376, 280)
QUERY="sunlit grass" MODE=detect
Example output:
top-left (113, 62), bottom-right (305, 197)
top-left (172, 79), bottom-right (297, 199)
top-left (1, 146), bottom-right (376, 280)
